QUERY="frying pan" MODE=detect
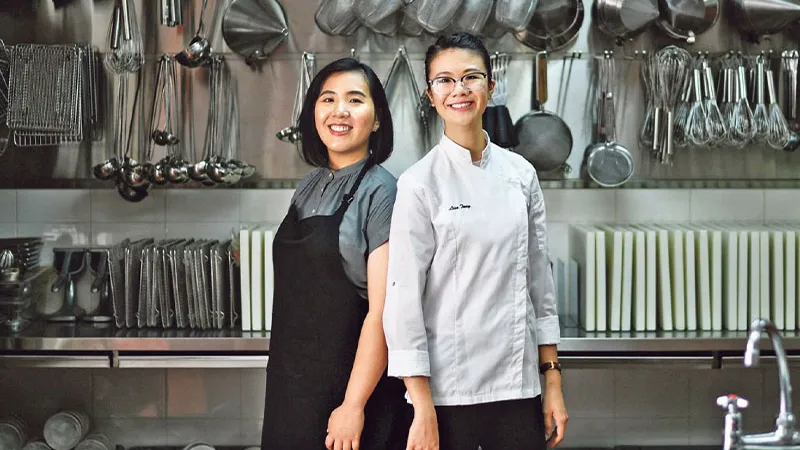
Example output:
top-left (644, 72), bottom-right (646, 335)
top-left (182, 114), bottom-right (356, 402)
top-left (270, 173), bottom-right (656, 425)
top-left (513, 52), bottom-right (573, 172)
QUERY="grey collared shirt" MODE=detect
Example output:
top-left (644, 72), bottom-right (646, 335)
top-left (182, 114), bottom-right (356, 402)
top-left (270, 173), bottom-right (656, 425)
top-left (291, 158), bottom-right (398, 298)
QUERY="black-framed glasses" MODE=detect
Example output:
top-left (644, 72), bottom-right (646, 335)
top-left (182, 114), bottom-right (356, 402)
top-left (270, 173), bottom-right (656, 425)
top-left (427, 72), bottom-right (488, 95)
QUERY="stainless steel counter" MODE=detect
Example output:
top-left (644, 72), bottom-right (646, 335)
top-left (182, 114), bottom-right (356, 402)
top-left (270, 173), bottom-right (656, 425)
top-left (2, 322), bottom-right (799, 354)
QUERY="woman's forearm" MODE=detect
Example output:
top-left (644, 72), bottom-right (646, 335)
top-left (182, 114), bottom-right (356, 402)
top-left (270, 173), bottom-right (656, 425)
top-left (404, 376), bottom-right (434, 411)
top-left (342, 312), bottom-right (388, 408)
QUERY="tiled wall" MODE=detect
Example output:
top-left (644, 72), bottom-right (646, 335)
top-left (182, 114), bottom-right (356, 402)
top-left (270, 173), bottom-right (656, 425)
top-left (1, 187), bottom-right (799, 448)
top-left (1, 188), bottom-right (798, 266)
top-left (0, 364), bottom-right (797, 447)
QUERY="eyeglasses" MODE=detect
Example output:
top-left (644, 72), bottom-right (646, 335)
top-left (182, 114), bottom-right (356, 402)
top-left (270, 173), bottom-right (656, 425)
top-left (427, 72), bottom-right (488, 96)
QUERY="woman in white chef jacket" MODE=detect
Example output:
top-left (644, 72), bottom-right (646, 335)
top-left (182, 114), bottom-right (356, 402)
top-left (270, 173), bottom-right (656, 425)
top-left (383, 32), bottom-right (568, 450)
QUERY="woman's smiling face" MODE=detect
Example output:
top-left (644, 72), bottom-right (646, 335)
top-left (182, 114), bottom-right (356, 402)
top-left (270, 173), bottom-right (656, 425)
top-left (426, 48), bottom-right (494, 129)
top-left (314, 70), bottom-right (378, 159)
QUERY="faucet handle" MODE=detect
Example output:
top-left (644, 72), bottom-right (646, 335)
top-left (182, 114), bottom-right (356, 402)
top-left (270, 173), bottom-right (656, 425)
top-left (718, 394), bottom-right (748, 450)
top-left (717, 394), bottom-right (749, 411)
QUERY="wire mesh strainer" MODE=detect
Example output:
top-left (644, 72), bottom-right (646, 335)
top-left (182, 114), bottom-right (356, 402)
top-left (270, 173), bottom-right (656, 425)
top-left (315, 0), bottom-right (360, 36)
top-left (412, 0), bottom-right (463, 33)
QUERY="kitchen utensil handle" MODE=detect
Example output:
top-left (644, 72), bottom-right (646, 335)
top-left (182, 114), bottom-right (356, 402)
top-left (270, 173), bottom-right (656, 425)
top-left (120, 0), bottom-right (131, 41)
top-left (665, 109), bottom-right (675, 160)
top-left (173, 0), bottom-right (183, 25)
top-left (110, 3), bottom-right (122, 50)
top-left (534, 51), bottom-right (548, 110)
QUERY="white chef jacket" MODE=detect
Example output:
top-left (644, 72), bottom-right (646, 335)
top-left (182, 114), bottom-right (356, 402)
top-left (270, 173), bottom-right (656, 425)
top-left (383, 133), bottom-right (560, 406)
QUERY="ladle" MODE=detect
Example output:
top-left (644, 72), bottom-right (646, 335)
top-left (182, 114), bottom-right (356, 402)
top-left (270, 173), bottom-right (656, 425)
top-left (116, 180), bottom-right (149, 202)
top-left (176, 0), bottom-right (212, 68)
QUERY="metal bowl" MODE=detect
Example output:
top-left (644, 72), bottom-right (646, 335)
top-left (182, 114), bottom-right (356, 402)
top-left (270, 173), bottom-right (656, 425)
top-left (656, 0), bottom-right (719, 43)
top-left (222, 0), bottom-right (289, 64)
top-left (514, 0), bottom-right (585, 51)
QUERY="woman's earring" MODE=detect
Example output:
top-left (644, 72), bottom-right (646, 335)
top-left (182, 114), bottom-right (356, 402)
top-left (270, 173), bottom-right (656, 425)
top-left (373, 121), bottom-right (380, 132)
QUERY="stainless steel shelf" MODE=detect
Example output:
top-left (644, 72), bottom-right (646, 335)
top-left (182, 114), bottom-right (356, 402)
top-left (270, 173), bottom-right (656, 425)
top-left (0, 323), bottom-right (798, 355)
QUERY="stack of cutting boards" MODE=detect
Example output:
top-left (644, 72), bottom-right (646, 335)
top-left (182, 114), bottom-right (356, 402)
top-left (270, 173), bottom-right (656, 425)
top-left (568, 223), bottom-right (799, 332)
top-left (239, 225), bottom-right (279, 332)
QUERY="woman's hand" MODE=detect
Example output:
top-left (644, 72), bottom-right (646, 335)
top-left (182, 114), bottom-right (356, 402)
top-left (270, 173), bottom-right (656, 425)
top-left (406, 405), bottom-right (439, 450)
top-left (543, 379), bottom-right (569, 448)
top-left (325, 402), bottom-right (365, 450)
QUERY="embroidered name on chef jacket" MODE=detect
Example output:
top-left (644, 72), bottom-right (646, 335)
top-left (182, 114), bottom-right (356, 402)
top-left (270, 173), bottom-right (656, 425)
top-left (448, 203), bottom-right (471, 211)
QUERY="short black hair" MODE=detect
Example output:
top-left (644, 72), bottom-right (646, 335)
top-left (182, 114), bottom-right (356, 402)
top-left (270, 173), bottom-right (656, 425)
top-left (298, 58), bottom-right (393, 168)
top-left (424, 32), bottom-right (492, 84)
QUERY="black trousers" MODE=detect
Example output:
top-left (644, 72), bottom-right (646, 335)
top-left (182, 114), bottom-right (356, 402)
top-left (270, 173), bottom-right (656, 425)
top-left (435, 396), bottom-right (547, 450)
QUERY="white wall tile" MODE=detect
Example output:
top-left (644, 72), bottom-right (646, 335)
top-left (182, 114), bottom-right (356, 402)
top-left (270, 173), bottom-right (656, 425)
top-left (165, 222), bottom-right (240, 240)
top-left (240, 190), bottom-right (294, 224)
top-left (166, 419), bottom-right (242, 445)
top-left (0, 191), bottom-right (16, 222)
top-left (543, 189), bottom-right (616, 222)
top-left (241, 419), bottom-right (263, 446)
top-left (690, 189), bottom-right (765, 222)
top-left (166, 190), bottom-right (241, 223)
top-left (93, 369), bottom-right (166, 418)
top-left (765, 190), bottom-right (800, 221)
top-left (561, 418), bottom-right (615, 448)
top-left (92, 223), bottom-right (166, 246)
top-left (562, 369), bottom-right (615, 418)
top-left (762, 366), bottom-right (800, 419)
top-left (689, 368), bottom-right (762, 418)
top-left (241, 369), bottom-right (266, 419)
top-left (95, 419), bottom-right (168, 447)
top-left (615, 369), bottom-right (689, 418)
top-left (0, 223), bottom-right (16, 237)
top-left (24, 223), bottom-right (91, 266)
top-left (614, 418), bottom-right (690, 445)
top-left (17, 190), bottom-right (91, 222)
top-left (91, 189), bottom-right (166, 222)
top-left (167, 369), bottom-right (242, 418)
top-left (616, 190), bottom-right (691, 223)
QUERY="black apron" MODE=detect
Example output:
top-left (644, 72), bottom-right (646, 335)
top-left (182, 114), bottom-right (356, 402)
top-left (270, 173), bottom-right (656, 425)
top-left (261, 161), bottom-right (407, 450)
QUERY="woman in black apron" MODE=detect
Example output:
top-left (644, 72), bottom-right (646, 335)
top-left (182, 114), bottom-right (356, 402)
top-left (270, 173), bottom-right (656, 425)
top-left (261, 58), bottom-right (408, 450)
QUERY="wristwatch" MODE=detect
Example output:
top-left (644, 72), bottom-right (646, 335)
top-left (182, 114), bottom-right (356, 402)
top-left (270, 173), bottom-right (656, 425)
top-left (539, 360), bottom-right (562, 374)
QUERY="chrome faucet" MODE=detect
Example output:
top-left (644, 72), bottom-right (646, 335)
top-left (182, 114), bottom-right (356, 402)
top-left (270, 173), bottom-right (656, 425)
top-left (719, 318), bottom-right (800, 450)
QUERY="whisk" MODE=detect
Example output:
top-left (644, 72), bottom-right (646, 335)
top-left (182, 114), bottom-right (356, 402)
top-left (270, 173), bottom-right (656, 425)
top-left (638, 52), bottom-right (657, 152)
top-left (720, 63), bottom-right (737, 146)
top-left (673, 75), bottom-right (693, 148)
top-left (656, 46), bottom-right (692, 163)
top-left (702, 60), bottom-right (727, 145)
top-left (765, 69), bottom-right (790, 149)
top-left (686, 64), bottom-right (710, 147)
top-left (104, 0), bottom-right (144, 74)
top-left (751, 59), bottom-right (770, 145)
top-left (728, 64), bottom-right (756, 146)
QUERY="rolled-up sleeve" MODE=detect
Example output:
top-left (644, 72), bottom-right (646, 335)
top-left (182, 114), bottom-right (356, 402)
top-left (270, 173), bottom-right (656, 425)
top-left (527, 171), bottom-right (560, 345)
top-left (383, 176), bottom-right (435, 378)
